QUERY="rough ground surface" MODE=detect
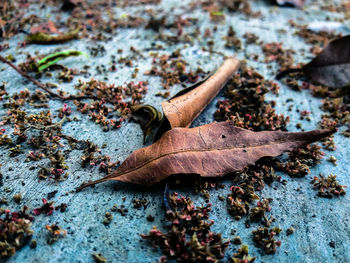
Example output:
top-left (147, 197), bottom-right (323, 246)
top-left (0, 0), bottom-right (350, 262)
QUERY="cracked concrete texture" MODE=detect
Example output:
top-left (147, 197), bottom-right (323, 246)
top-left (0, 0), bottom-right (349, 262)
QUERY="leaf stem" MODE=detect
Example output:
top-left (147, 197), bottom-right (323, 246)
top-left (0, 55), bottom-right (96, 101)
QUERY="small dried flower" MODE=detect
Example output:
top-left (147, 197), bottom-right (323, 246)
top-left (33, 198), bottom-right (54, 216)
top-left (231, 244), bottom-right (256, 263)
top-left (45, 224), bottom-right (66, 244)
top-left (311, 174), bottom-right (346, 198)
top-left (252, 227), bottom-right (281, 254)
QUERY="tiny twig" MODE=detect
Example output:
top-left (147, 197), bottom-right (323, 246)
top-left (0, 54), bottom-right (61, 97)
top-left (26, 116), bottom-right (67, 131)
top-left (0, 55), bottom-right (97, 101)
top-left (201, 47), bottom-right (226, 58)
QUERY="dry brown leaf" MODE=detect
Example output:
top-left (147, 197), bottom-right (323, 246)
top-left (277, 35), bottom-right (350, 88)
top-left (77, 122), bottom-right (334, 190)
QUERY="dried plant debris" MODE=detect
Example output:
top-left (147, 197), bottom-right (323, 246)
top-left (225, 165), bottom-right (276, 226)
top-left (80, 140), bottom-right (118, 174)
top-left (73, 79), bottom-right (147, 131)
top-left (45, 224), bottom-right (66, 244)
top-left (227, 185), bottom-right (258, 220)
top-left (0, 207), bottom-right (34, 259)
top-left (249, 199), bottom-right (273, 226)
top-left (33, 198), bottom-right (55, 216)
top-left (232, 236), bottom-right (242, 245)
top-left (286, 227), bottom-right (294, 235)
top-left (0, 107), bottom-right (69, 181)
top-left (224, 27), bottom-right (242, 50)
top-left (12, 193), bottom-right (22, 204)
top-left (132, 198), bottom-right (148, 209)
top-left (231, 245), bottom-right (256, 263)
top-left (0, 80), bottom-right (121, 186)
top-left (262, 42), bottom-right (295, 72)
top-left (215, 62), bottom-right (288, 131)
top-left (111, 204), bottom-right (128, 216)
top-left (29, 20), bottom-right (59, 35)
top-left (311, 174), bottom-right (346, 198)
top-left (103, 212), bottom-right (113, 225)
top-left (208, 60), bottom-right (343, 260)
top-left (144, 51), bottom-right (205, 90)
top-left (276, 144), bottom-right (325, 177)
top-left (243, 33), bottom-right (259, 45)
top-left (192, 179), bottom-right (225, 203)
top-left (56, 203), bottom-right (68, 213)
top-left (252, 227), bottom-right (281, 254)
top-left (141, 193), bottom-right (229, 262)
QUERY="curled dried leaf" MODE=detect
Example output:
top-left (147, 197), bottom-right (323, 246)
top-left (162, 57), bottom-right (240, 128)
top-left (155, 57), bottom-right (240, 140)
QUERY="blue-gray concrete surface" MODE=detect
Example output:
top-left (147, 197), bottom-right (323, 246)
top-left (0, 0), bottom-right (349, 262)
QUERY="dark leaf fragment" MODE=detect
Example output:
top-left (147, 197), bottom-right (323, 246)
top-left (277, 35), bottom-right (350, 88)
